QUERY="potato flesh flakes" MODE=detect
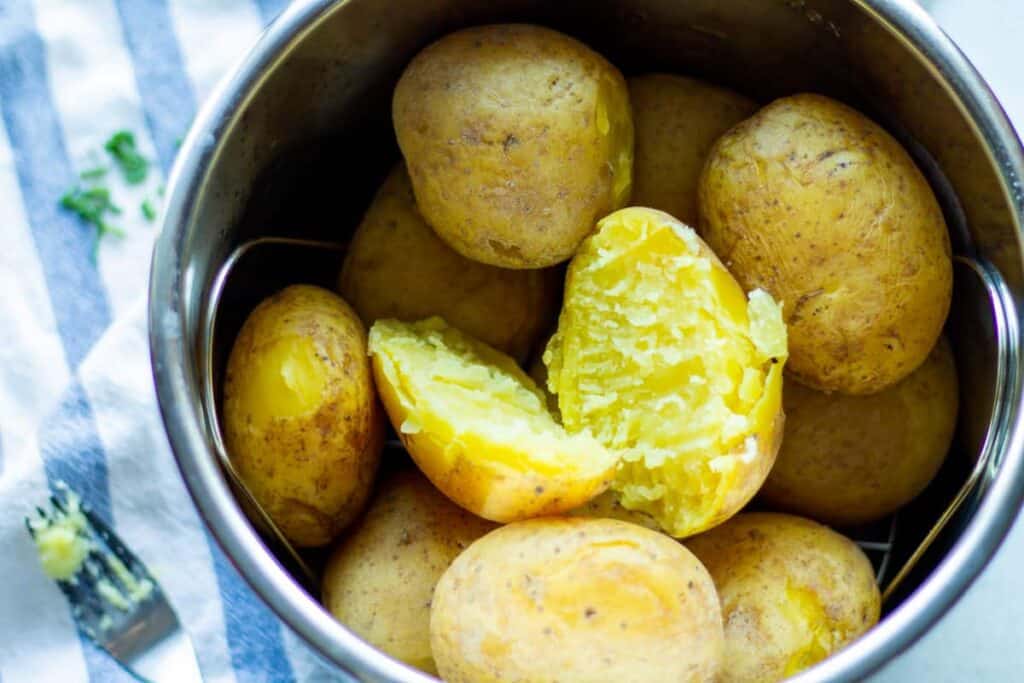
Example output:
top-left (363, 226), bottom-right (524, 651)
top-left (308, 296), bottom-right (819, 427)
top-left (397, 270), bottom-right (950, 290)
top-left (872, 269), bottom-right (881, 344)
top-left (545, 209), bottom-right (786, 536)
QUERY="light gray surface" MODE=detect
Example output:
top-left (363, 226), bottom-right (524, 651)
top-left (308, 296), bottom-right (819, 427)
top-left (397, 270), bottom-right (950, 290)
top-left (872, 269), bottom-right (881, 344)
top-left (873, 1), bottom-right (1024, 680)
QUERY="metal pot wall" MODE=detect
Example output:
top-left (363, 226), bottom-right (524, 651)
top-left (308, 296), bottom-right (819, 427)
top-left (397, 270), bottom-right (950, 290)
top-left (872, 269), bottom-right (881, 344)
top-left (149, 0), bottom-right (1024, 680)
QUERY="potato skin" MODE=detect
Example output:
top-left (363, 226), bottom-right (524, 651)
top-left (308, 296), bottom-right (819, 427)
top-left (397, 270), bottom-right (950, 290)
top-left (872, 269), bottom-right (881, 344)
top-left (322, 468), bottom-right (496, 674)
top-left (686, 513), bottom-right (880, 682)
top-left (698, 93), bottom-right (952, 394)
top-left (339, 163), bottom-right (559, 361)
top-left (431, 517), bottom-right (724, 683)
top-left (223, 285), bottom-right (383, 547)
top-left (761, 337), bottom-right (958, 526)
top-left (393, 24), bottom-right (633, 268)
top-left (629, 74), bottom-right (757, 225)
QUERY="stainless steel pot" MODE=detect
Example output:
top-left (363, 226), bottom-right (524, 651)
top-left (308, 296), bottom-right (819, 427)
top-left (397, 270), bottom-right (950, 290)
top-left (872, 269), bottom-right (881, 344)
top-left (149, 0), bottom-right (1024, 680)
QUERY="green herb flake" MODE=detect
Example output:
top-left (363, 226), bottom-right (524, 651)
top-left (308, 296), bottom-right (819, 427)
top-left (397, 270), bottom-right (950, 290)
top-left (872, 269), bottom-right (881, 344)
top-left (79, 166), bottom-right (108, 181)
top-left (60, 186), bottom-right (125, 261)
top-left (141, 199), bottom-right (157, 222)
top-left (104, 130), bottom-right (148, 185)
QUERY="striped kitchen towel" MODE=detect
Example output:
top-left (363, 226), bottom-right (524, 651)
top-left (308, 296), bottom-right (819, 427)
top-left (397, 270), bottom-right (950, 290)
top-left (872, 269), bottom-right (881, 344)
top-left (0, 1), bottom-right (345, 681)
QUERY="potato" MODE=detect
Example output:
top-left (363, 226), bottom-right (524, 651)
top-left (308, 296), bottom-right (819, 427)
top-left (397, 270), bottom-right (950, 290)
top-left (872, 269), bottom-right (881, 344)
top-left (629, 74), bottom-right (757, 225)
top-left (368, 317), bottom-right (617, 522)
top-left (544, 207), bottom-right (787, 537)
top-left (431, 517), bottom-right (724, 683)
top-left (339, 163), bottom-right (559, 361)
top-left (698, 93), bottom-right (953, 394)
top-left (322, 468), bottom-right (496, 674)
top-left (761, 337), bottom-right (958, 526)
top-left (222, 285), bottom-right (383, 547)
top-left (686, 513), bottom-right (880, 682)
top-left (393, 24), bottom-right (633, 268)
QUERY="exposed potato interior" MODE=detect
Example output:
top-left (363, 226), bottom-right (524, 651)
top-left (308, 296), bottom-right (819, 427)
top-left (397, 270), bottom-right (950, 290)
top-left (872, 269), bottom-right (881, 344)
top-left (545, 207), bottom-right (786, 536)
top-left (780, 582), bottom-right (835, 676)
top-left (369, 318), bottom-right (616, 519)
top-left (241, 336), bottom-right (328, 423)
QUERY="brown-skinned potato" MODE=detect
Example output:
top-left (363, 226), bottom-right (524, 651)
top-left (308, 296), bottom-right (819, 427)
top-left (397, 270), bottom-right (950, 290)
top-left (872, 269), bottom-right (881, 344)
top-left (686, 513), bottom-right (880, 682)
top-left (629, 74), bottom-right (757, 225)
top-left (698, 93), bottom-right (952, 394)
top-left (393, 24), bottom-right (633, 268)
top-left (322, 468), bottom-right (497, 674)
top-left (760, 337), bottom-right (958, 526)
top-left (339, 163), bottom-right (559, 361)
top-left (223, 284), bottom-right (383, 547)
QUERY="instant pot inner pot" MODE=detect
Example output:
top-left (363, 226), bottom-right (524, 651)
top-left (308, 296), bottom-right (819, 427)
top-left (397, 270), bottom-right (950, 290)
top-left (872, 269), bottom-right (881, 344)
top-left (184, 0), bottom-right (1019, 661)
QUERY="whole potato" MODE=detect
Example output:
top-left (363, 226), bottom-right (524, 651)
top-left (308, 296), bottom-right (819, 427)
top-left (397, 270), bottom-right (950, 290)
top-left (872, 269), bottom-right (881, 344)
top-left (393, 24), bottom-right (633, 268)
top-left (760, 337), bottom-right (958, 526)
top-left (431, 517), bottom-right (724, 683)
top-left (629, 74), bottom-right (757, 225)
top-left (545, 207), bottom-right (788, 538)
top-left (322, 468), bottom-right (496, 674)
top-left (698, 93), bottom-right (952, 394)
top-left (686, 513), bottom-right (880, 683)
top-left (339, 163), bottom-right (559, 361)
top-left (368, 317), bottom-right (617, 522)
top-left (223, 285), bottom-right (383, 547)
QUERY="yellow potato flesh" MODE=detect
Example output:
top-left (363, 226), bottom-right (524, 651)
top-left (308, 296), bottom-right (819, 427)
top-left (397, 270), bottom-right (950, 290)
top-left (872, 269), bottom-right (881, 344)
top-left (369, 318), bottom-right (617, 521)
top-left (545, 207), bottom-right (786, 537)
top-left (243, 336), bottom-right (327, 423)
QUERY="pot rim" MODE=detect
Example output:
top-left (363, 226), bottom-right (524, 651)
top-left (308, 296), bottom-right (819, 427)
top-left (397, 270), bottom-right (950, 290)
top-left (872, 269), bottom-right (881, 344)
top-left (148, 1), bottom-right (1024, 681)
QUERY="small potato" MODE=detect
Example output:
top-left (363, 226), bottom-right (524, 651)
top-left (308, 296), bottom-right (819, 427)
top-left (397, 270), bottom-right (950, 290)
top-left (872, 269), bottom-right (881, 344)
top-left (393, 24), bottom-right (633, 268)
top-left (223, 285), bottom-right (383, 547)
top-left (686, 513), bottom-right (880, 683)
top-left (368, 317), bottom-right (617, 522)
top-left (698, 93), bottom-right (952, 394)
top-left (431, 517), bottom-right (724, 683)
top-left (629, 74), bottom-right (757, 225)
top-left (760, 337), bottom-right (958, 526)
top-left (339, 163), bottom-right (559, 361)
top-left (545, 207), bottom-right (787, 537)
top-left (322, 468), bottom-right (496, 674)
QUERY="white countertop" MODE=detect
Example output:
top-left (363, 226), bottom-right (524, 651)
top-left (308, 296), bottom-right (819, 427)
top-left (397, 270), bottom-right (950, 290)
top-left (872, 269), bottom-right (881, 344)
top-left (873, 1), bottom-right (1024, 680)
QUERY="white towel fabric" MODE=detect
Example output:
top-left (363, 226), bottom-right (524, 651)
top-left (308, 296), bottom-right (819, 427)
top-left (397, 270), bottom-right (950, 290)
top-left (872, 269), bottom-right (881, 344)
top-left (0, 1), bottom-right (1020, 682)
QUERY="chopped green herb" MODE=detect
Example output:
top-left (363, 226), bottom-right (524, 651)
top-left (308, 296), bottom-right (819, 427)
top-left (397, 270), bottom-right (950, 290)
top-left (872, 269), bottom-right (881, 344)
top-left (173, 136), bottom-right (183, 149)
top-left (141, 199), bottom-right (157, 222)
top-left (79, 166), bottom-right (108, 181)
top-left (60, 186), bottom-right (125, 261)
top-left (104, 130), bottom-right (148, 184)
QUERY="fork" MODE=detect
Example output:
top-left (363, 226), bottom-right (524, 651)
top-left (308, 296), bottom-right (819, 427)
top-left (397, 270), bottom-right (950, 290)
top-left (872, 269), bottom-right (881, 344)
top-left (25, 485), bottom-right (203, 683)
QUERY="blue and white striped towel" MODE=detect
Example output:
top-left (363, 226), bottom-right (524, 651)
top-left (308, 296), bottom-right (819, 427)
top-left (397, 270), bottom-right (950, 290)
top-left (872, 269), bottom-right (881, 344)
top-left (0, 1), bottom-right (1023, 682)
top-left (0, 1), bottom-right (344, 681)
